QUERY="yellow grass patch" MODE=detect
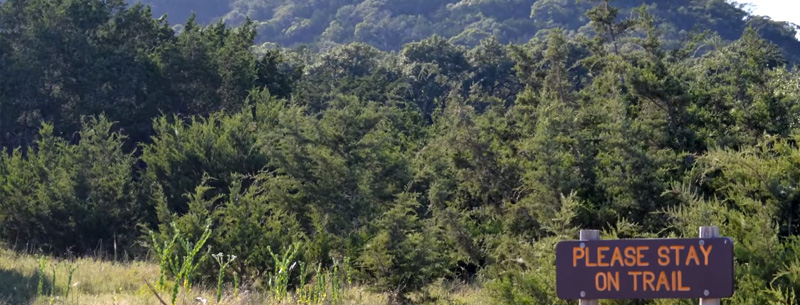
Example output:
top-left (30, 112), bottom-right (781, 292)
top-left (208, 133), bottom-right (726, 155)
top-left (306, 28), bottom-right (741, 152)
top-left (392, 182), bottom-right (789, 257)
top-left (0, 248), bottom-right (489, 305)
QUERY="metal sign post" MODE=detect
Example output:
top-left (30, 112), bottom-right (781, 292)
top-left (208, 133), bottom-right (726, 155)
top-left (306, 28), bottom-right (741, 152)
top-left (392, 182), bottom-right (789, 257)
top-left (700, 226), bottom-right (721, 305)
top-left (579, 229), bottom-right (601, 305)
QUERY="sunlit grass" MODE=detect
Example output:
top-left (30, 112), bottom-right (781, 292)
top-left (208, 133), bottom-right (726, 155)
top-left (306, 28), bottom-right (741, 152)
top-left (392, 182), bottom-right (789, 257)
top-left (0, 248), bottom-right (491, 305)
top-left (1, 247), bottom-right (160, 304)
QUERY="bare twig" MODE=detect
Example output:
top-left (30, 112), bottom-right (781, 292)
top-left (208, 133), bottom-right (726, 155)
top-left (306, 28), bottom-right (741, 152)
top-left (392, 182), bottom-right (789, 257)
top-left (144, 279), bottom-right (169, 305)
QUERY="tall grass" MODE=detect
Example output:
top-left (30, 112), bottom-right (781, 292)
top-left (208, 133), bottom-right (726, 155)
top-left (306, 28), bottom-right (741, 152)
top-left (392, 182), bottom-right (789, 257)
top-left (27, 255), bottom-right (80, 304)
top-left (2, 247), bottom-right (484, 305)
top-left (50, 261), bottom-right (58, 299)
top-left (147, 224), bottom-right (362, 305)
top-left (147, 225), bottom-right (361, 305)
top-left (296, 258), bottom-right (353, 305)
top-left (266, 244), bottom-right (299, 299)
top-left (264, 245), bottom-right (355, 304)
top-left (37, 256), bottom-right (46, 297)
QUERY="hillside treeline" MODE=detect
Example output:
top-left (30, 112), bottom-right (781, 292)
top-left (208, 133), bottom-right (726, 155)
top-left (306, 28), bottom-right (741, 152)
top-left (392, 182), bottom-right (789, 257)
top-left (2, 0), bottom-right (800, 304)
top-left (133, 0), bottom-right (800, 63)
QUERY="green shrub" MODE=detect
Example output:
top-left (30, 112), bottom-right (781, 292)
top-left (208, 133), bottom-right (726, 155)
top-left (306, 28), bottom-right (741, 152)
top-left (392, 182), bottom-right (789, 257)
top-left (360, 193), bottom-right (450, 305)
top-left (0, 116), bottom-right (140, 254)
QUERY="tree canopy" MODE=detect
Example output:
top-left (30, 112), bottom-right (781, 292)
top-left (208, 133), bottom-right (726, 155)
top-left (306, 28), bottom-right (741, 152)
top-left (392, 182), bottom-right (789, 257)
top-left (2, 0), bottom-right (800, 304)
top-left (130, 0), bottom-right (800, 63)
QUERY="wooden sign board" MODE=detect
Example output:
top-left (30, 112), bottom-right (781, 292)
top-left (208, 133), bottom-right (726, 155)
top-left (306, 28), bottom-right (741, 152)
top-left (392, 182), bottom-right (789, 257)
top-left (555, 238), bottom-right (734, 300)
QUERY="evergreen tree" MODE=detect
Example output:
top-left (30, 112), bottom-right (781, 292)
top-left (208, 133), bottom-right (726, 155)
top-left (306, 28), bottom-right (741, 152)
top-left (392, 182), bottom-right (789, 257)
top-left (360, 193), bottom-right (448, 305)
top-left (0, 116), bottom-right (140, 253)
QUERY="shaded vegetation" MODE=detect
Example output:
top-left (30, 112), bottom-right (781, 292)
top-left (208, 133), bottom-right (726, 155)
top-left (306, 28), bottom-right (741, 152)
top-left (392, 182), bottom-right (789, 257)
top-left (2, 0), bottom-right (800, 304)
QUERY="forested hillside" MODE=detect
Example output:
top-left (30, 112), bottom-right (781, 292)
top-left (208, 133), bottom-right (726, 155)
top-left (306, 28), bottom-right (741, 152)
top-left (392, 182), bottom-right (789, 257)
top-left (2, 0), bottom-right (800, 304)
top-left (132, 0), bottom-right (800, 61)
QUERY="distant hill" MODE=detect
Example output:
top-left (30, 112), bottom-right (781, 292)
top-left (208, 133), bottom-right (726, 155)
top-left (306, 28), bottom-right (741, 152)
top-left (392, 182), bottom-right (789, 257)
top-left (129, 0), bottom-right (800, 61)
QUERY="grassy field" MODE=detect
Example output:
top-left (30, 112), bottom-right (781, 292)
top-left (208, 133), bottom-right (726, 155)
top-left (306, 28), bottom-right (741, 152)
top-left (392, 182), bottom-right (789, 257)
top-left (0, 248), bottom-right (491, 305)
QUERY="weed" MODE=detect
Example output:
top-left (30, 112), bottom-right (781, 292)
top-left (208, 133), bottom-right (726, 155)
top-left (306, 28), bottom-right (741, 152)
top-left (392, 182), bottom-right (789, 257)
top-left (297, 262), bottom-right (308, 303)
top-left (331, 261), bottom-right (340, 302)
top-left (171, 220), bottom-right (212, 305)
top-left (178, 221), bottom-right (212, 292)
top-left (343, 257), bottom-right (352, 287)
top-left (148, 220), bottom-right (213, 305)
top-left (266, 244), bottom-right (299, 300)
top-left (212, 252), bottom-right (237, 304)
top-left (64, 262), bottom-right (77, 299)
top-left (50, 260), bottom-right (60, 299)
top-left (149, 224), bottom-right (181, 289)
top-left (37, 256), bottom-right (46, 297)
top-left (294, 257), bottom-right (352, 305)
top-left (313, 263), bottom-right (327, 304)
top-left (233, 271), bottom-right (239, 299)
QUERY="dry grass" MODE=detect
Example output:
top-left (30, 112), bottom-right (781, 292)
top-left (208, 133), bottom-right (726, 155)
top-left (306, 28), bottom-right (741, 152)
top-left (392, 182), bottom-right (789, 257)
top-left (0, 248), bottom-right (490, 305)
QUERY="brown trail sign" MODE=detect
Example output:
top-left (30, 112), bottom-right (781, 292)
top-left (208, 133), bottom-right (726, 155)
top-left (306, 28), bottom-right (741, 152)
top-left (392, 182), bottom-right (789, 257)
top-left (555, 228), bottom-right (734, 302)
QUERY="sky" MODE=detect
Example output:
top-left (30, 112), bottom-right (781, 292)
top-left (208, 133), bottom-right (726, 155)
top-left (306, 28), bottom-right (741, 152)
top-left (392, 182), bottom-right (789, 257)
top-left (738, 0), bottom-right (800, 26)
top-left (737, 0), bottom-right (800, 39)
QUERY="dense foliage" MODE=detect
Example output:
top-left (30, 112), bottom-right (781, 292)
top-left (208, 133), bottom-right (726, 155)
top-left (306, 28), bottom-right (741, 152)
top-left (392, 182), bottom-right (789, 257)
top-left (131, 0), bottom-right (800, 63)
top-left (2, 0), bottom-right (800, 304)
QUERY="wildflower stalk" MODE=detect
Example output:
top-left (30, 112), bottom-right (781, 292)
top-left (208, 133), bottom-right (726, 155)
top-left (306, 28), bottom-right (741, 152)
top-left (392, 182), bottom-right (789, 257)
top-left (212, 252), bottom-right (237, 304)
top-left (150, 225), bottom-right (180, 289)
top-left (343, 256), bottom-right (352, 287)
top-left (37, 256), bottom-right (46, 297)
top-left (50, 262), bottom-right (58, 297)
top-left (331, 261), bottom-right (340, 302)
top-left (179, 220), bottom-right (213, 292)
top-left (266, 244), bottom-right (299, 300)
top-left (233, 271), bottom-right (239, 298)
top-left (64, 263), bottom-right (77, 299)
